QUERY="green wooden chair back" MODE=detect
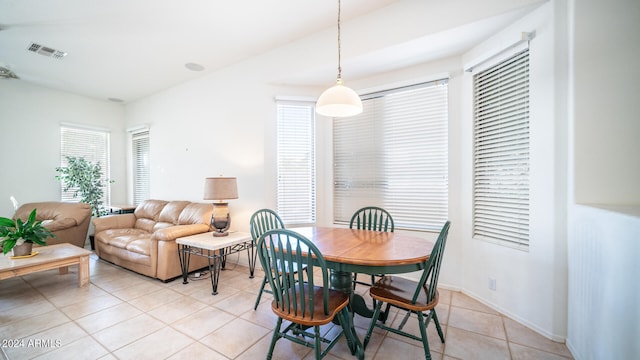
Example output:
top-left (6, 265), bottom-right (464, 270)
top-left (257, 229), bottom-right (330, 318)
top-left (349, 206), bottom-right (394, 232)
top-left (413, 220), bottom-right (450, 304)
top-left (249, 209), bottom-right (285, 242)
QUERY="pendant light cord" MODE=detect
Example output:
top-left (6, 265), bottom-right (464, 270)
top-left (337, 0), bottom-right (342, 80)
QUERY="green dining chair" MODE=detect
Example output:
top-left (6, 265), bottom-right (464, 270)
top-left (363, 220), bottom-right (450, 360)
top-left (349, 206), bottom-right (395, 297)
top-left (257, 229), bottom-right (363, 360)
top-left (250, 208), bottom-right (307, 310)
top-left (250, 209), bottom-right (285, 309)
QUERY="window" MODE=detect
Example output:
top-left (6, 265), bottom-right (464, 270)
top-left (333, 80), bottom-right (449, 231)
top-left (60, 124), bottom-right (111, 206)
top-left (473, 49), bottom-right (530, 248)
top-left (276, 102), bottom-right (316, 225)
top-left (131, 129), bottom-right (150, 205)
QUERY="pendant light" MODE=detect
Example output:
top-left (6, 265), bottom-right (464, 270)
top-left (316, 0), bottom-right (363, 118)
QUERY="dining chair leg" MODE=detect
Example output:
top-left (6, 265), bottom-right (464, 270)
top-left (370, 274), bottom-right (378, 308)
top-left (399, 311), bottom-right (411, 330)
top-left (432, 309), bottom-right (445, 343)
top-left (337, 307), bottom-right (364, 359)
top-left (253, 276), bottom-right (268, 310)
top-left (314, 326), bottom-right (322, 359)
top-left (352, 272), bottom-right (359, 290)
top-left (337, 309), bottom-right (355, 355)
top-left (267, 317), bottom-right (283, 360)
top-left (417, 311), bottom-right (433, 360)
top-left (380, 303), bottom-right (392, 323)
top-left (364, 300), bottom-right (384, 349)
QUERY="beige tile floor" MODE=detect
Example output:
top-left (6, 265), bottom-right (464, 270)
top-left (0, 252), bottom-right (573, 360)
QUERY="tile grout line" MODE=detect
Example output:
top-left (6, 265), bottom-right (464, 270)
top-left (24, 273), bottom-right (102, 359)
top-left (502, 312), bottom-right (514, 359)
top-left (441, 291), bottom-right (452, 359)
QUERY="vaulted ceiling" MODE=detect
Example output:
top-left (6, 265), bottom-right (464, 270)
top-left (0, 0), bottom-right (545, 103)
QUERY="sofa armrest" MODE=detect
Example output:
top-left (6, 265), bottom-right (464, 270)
top-left (152, 224), bottom-right (210, 241)
top-left (93, 214), bottom-right (137, 234)
top-left (42, 218), bottom-right (76, 232)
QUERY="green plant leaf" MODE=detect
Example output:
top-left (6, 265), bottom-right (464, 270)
top-left (55, 156), bottom-right (114, 217)
top-left (0, 217), bottom-right (15, 227)
top-left (2, 238), bottom-right (17, 255)
top-left (0, 208), bottom-right (54, 253)
top-left (27, 208), bottom-right (37, 223)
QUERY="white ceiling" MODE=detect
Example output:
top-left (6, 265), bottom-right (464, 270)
top-left (0, 0), bottom-right (544, 104)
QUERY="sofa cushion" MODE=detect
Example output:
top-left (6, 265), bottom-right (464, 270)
top-left (133, 200), bottom-right (167, 232)
top-left (98, 228), bottom-right (151, 255)
top-left (178, 203), bottom-right (212, 225)
top-left (126, 238), bottom-right (152, 256)
top-left (154, 201), bottom-right (190, 231)
top-left (135, 218), bottom-right (156, 233)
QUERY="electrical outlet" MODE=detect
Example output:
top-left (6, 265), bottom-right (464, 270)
top-left (488, 277), bottom-right (496, 291)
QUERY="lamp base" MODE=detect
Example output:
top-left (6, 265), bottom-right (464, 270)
top-left (210, 203), bottom-right (231, 237)
top-left (212, 230), bottom-right (229, 237)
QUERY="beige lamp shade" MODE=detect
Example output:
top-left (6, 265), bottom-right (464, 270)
top-left (203, 177), bottom-right (238, 200)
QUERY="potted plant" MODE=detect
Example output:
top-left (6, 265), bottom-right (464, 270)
top-left (55, 156), bottom-right (114, 250)
top-left (0, 209), bottom-right (55, 256)
top-left (55, 156), bottom-right (114, 217)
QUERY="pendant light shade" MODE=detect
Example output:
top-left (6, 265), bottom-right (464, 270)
top-left (316, 0), bottom-right (362, 118)
top-left (316, 78), bottom-right (363, 118)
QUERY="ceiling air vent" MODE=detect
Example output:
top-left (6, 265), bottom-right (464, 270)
top-left (28, 42), bottom-right (67, 59)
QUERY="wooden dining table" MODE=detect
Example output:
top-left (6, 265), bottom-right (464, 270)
top-left (290, 226), bottom-right (435, 319)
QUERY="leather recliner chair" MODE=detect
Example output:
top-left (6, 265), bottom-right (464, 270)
top-left (13, 202), bottom-right (92, 249)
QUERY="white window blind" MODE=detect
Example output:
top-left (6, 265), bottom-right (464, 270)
top-left (131, 129), bottom-right (150, 205)
top-left (60, 125), bottom-right (111, 206)
top-left (333, 80), bottom-right (449, 231)
top-left (473, 49), bottom-right (530, 248)
top-left (276, 102), bottom-right (316, 225)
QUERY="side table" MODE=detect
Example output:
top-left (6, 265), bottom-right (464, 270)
top-left (177, 231), bottom-right (254, 295)
top-left (109, 204), bottom-right (136, 214)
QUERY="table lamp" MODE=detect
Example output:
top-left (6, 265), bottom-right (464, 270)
top-left (203, 177), bottom-right (238, 237)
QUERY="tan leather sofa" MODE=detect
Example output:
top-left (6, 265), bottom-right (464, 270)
top-left (13, 202), bottom-right (92, 248)
top-left (93, 199), bottom-right (213, 281)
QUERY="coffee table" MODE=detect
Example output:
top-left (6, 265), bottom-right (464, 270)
top-left (0, 243), bottom-right (92, 287)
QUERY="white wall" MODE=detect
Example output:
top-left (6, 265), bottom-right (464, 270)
top-left (124, 61), bottom-right (290, 234)
top-left (459, 2), bottom-right (568, 340)
top-left (567, 0), bottom-right (640, 359)
top-left (0, 81), bottom-right (127, 217)
top-left (572, 0), bottom-right (640, 206)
